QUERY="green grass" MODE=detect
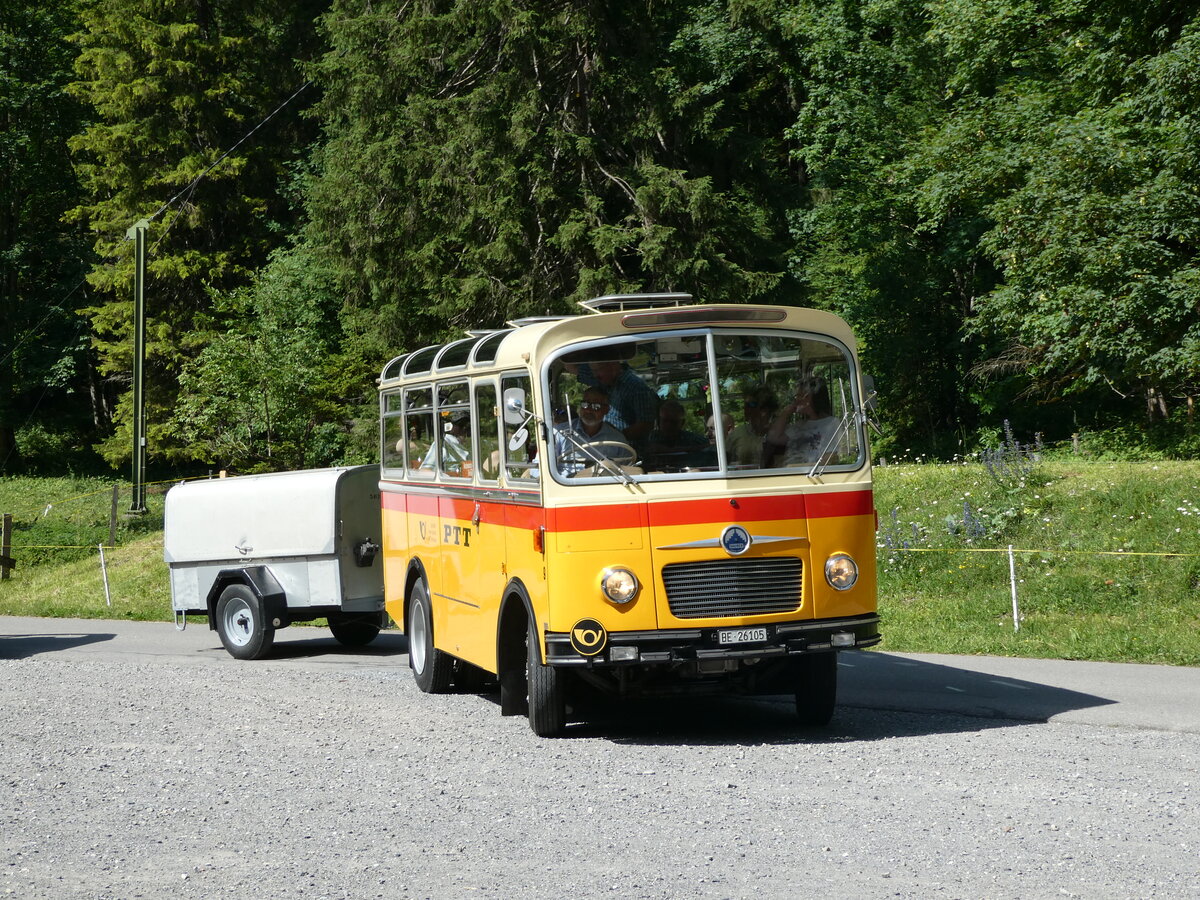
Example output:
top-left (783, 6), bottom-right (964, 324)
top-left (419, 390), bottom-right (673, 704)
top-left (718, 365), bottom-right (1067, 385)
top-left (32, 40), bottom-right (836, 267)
top-left (0, 477), bottom-right (170, 621)
top-left (875, 457), bottom-right (1200, 666)
top-left (2, 462), bottom-right (1199, 665)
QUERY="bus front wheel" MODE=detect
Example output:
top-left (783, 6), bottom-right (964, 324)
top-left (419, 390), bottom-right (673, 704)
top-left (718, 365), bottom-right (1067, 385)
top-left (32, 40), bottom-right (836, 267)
top-left (526, 623), bottom-right (567, 737)
top-left (794, 652), bottom-right (838, 727)
top-left (408, 582), bottom-right (452, 693)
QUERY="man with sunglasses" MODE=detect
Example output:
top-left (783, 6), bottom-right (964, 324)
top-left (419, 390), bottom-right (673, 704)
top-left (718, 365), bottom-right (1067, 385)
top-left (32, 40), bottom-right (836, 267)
top-left (553, 387), bottom-right (628, 474)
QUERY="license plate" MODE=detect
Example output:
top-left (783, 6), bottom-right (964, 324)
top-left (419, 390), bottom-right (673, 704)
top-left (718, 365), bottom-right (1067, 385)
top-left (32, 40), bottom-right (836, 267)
top-left (716, 626), bottom-right (768, 646)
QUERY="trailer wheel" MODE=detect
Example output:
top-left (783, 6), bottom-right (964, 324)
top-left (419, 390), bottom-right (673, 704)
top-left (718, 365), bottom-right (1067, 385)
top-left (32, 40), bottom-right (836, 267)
top-left (526, 622), bottom-right (567, 737)
top-left (408, 581), bottom-right (452, 693)
top-left (328, 613), bottom-right (381, 648)
top-left (215, 584), bottom-right (275, 660)
top-left (794, 652), bottom-right (838, 727)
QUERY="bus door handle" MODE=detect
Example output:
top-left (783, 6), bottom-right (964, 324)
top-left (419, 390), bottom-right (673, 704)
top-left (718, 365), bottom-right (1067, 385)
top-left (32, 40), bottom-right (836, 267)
top-left (472, 502), bottom-right (482, 530)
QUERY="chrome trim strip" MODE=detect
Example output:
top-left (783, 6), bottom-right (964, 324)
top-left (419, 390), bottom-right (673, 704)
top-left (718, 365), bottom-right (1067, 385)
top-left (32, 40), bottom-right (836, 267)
top-left (436, 592), bottom-right (481, 609)
top-left (656, 535), bottom-right (802, 551)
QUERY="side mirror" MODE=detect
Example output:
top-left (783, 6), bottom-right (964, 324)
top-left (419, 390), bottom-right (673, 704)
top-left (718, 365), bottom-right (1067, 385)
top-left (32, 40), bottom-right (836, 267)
top-left (502, 387), bottom-right (529, 426)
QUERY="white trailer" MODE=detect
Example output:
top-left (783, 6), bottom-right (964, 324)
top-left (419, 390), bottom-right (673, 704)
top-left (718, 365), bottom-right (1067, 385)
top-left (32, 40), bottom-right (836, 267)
top-left (164, 465), bottom-right (385, 659)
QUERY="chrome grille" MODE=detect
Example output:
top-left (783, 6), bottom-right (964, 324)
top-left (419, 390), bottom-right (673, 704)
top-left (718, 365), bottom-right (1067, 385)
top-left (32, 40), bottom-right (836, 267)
top-left (663, 557), bottom-right (802, 619)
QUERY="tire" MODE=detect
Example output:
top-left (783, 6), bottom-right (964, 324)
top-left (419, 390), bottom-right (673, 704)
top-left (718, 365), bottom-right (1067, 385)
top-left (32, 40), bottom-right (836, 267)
top-left (526, 621), bottom-right (567, 737)
top-left (408, 581), bottom-right (452, 693)
top-left (215, 584), bottom-right (275, 660)
top-left (328, 613), bottom-right (381, 647)
top-left (794, 651), bottom-right (838, 727)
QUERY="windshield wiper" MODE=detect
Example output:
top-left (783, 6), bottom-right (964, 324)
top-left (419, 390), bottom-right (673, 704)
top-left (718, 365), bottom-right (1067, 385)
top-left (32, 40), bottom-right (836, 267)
top-left (807, 407), bottom-right (858, 480)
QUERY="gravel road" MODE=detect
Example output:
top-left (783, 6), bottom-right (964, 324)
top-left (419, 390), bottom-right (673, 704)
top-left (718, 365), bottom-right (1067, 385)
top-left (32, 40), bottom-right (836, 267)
top-left (2, 633), bottom-right (1198, 899)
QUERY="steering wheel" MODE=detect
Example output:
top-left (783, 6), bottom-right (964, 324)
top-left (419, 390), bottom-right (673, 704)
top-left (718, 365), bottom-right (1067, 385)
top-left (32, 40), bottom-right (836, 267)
top-left (560, 440), bottom-right (638, 470)
top-left (581, 440), bottom-right (638, 467)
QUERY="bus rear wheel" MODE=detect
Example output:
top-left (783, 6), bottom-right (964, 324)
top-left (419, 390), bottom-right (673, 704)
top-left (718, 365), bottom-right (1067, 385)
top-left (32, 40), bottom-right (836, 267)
top-left (526, 623), bottom-right (567, 737)
top-left (408, 581), bottom-right (452, 693)
top-left (794, 652), bottom-right (838, 727)
top-left (328, 612), bottom-right (381, 647)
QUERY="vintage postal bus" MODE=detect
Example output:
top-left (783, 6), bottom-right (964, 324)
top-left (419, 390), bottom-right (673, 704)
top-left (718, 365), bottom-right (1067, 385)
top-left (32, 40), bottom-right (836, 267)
top-left (378, 294), bottom-right (879, 735)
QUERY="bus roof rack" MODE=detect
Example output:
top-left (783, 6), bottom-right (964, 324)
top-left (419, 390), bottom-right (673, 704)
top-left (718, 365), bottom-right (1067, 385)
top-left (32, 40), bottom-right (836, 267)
top-left (506, 315), bottom-right (572, 328)
top-left (579, 293), bottom-right (693, 313)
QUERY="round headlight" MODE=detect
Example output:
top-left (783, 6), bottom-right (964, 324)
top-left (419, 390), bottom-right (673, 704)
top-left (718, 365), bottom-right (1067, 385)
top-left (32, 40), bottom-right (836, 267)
top-left (824, 554), bottom-right (859, 591)
top-left (600, 567), bottom-right (639, 604)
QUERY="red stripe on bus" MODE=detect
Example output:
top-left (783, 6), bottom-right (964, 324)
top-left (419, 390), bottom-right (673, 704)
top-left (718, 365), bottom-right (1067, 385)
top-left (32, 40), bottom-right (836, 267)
top-left (548, 504), bottom-right (645, 532)
top-left (550, 490), bottom-right (873, 533)
top-left (384, 487), bottom-right (872, 530)
top-left (806, 489), bottom-right (874, 519)
top-left (505, 504), bottom-right (546, 530)
top-left (405, 494), bottom-right (439, 516)
top-left (646, 495), bottom-right (802, 527)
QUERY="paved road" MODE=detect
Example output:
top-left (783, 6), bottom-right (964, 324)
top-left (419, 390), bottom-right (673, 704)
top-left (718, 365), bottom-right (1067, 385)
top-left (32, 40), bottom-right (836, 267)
top-left (3, 616), bottom-right (1199, 899)
top-left (2, 616), bottom-right (1197, 733)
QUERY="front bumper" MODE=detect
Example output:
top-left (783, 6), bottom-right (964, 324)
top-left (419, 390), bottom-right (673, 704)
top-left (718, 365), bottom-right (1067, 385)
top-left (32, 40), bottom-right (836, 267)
top-left (544, 614), bottom-right (880, 667)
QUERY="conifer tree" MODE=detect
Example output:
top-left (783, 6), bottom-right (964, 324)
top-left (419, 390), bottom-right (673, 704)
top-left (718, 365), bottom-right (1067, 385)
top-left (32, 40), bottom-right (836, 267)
top-left (306, 0), bottom-right (801, 364)
top-left (0, 0), bottom-right (92, 471)
top-left (67, 0), bottom-right (327, 465)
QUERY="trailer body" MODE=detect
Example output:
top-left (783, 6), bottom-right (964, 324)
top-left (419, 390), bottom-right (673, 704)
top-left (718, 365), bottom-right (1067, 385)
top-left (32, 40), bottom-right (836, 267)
top-left (164, 466), bottom-right (384, 657)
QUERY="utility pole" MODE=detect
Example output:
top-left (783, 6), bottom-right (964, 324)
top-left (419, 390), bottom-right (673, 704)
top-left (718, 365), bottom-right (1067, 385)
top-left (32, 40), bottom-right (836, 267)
top-left (127, 218), bottom-right (148, 514)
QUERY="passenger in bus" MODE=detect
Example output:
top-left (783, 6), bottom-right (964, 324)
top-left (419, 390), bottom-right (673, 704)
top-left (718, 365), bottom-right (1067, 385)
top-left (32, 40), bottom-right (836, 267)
top-left (420, 413), bottom-right (471, 472)
top-left (553, 387), bottom-right (628, 474)
top-left (726, 387), bottom-right (778, 467)
top-left (705, 412), bottom-right (734, 443)
top-left (644, 399), bottom-right (709, 470)
top-left (568, 359), bottom-right (658, 447)
top-left (764, 377), bottom-right (840, 466)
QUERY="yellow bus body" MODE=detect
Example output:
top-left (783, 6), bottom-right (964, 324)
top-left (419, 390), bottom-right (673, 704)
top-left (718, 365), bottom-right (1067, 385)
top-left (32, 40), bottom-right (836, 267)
top-left (379, 299), bottom-right (879, 734)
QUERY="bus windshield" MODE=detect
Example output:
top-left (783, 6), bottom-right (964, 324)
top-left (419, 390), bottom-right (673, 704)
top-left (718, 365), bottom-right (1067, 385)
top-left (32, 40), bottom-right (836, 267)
top-left (546, 329), bottom-right (863, 482)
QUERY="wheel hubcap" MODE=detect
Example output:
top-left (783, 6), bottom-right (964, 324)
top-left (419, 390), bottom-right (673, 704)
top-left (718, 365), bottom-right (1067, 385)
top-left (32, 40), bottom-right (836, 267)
top-left (222, 597), bottom-right (253, 647)
top-left (410, 598), bottom-right (427, 673)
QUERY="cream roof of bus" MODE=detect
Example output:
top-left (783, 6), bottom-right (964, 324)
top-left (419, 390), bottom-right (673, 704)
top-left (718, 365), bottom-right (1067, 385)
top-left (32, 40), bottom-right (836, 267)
top-left (378, 303), bottom-right (857, 387)
top-left (494, 304), bottom-right (859, 370)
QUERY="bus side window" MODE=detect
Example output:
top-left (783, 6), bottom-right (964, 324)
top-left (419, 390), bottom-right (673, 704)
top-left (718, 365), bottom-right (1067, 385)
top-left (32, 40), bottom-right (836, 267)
top-left (437, 381), bottom-right (474, 479)
top-left (404, 385), bottom-right (435, 478)
top-left (501, 373), bottom-right (537, 481)
top-left (475, 382), bottom-right (500, 482)
top-left (382, 391), bottom-right (405, 471)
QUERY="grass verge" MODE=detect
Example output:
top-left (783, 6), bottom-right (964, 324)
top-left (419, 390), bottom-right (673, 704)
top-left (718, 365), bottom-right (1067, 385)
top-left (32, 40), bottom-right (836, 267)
top-left (876, 458), bottom-right (1200, 665)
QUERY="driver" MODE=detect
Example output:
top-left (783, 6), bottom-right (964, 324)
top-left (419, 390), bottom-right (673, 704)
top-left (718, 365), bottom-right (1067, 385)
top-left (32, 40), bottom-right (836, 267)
top-left (554, 386), bottom-right (628, 474)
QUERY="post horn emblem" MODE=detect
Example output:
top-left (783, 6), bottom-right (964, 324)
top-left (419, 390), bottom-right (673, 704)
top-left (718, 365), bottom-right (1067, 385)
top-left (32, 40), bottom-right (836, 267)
top-left (570, 618), bottom-right (607, 656)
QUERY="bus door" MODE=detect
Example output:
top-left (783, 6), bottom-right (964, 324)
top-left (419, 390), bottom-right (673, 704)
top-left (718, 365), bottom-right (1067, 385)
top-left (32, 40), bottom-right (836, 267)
top-left (498, 372), bottom-right (547, 632)
top-left (426, 379), bottom-right (487, 665)
top-left (437, 379), bottom-right (508, 670)
top-left (399, 383), bottom-right (439, 601)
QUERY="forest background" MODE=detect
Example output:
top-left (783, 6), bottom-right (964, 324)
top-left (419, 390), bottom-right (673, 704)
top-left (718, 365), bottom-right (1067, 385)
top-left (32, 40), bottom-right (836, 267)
top-left (3, 0), bottom-right (1200, 478)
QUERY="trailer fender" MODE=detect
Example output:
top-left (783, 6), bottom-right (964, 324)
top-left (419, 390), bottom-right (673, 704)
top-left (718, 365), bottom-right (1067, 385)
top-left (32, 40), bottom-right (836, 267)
top-left (206, 566), bottom-right (290, 632)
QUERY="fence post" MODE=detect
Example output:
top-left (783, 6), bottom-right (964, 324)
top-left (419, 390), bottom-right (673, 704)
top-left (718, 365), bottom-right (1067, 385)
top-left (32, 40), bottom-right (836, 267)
top-left (1, 513), bottom-right (13, 580)
top-left (1008, 544), bottom-right (1020, 632)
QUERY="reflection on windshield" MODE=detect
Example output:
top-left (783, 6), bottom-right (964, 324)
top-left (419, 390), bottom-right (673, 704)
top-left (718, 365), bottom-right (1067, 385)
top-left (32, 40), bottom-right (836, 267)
top-left (546, 331), bottom-right (862, 482)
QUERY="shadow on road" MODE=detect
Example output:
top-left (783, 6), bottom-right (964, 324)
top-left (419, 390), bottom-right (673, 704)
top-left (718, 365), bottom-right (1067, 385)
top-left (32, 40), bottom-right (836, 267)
top-left (838, 651), bottom-right (1116, 722)
top-left (0, 632), bottom-right (116, 659)
top-left (473, 650), bottom-right (1118, 746)
top-left (260, 631), bottom-right (409, 660)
